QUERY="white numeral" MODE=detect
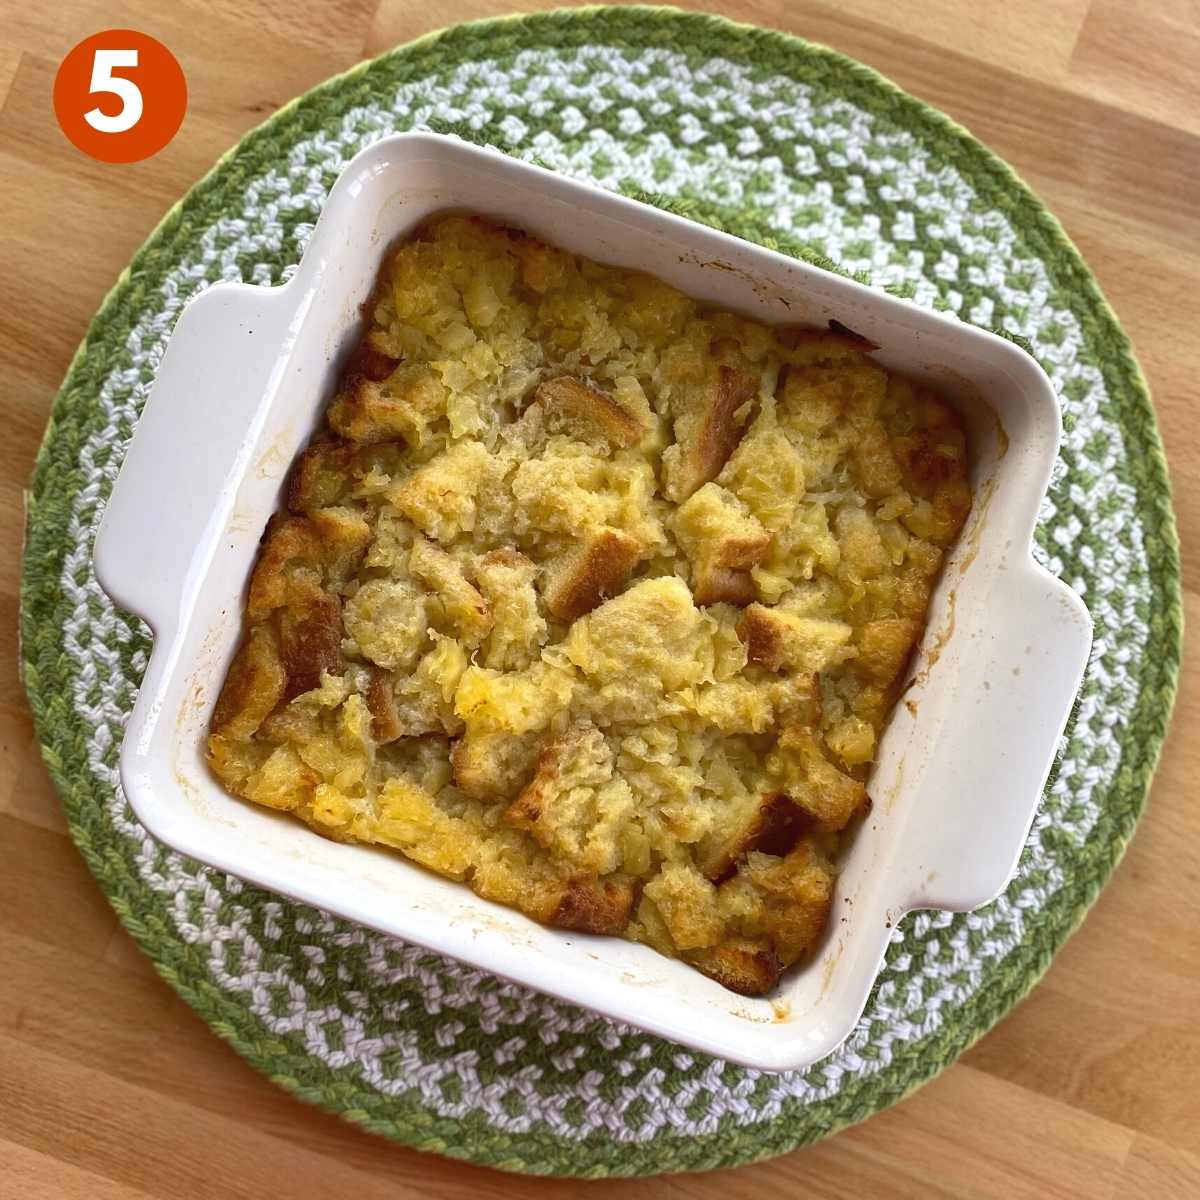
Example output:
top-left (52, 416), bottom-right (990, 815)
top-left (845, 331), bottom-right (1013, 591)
top-left (84, 49), bottom-right (143, 134)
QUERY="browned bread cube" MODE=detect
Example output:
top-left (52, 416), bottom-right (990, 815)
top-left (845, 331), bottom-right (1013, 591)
top-left (287, 436), bottom-right (356, 512)
top-left (450, 727), bottom-right (543, 800)
top-left (662, 360), bottom-right (759, 501)
top-left (548, 874), bottom-right (635, 936)
top-left (541, 527), bottom-right (641, 621)
top-left (533, 375), bottom-right (647, 448)
top-left (688, 939), bottom-right (782, 996)
top-left (767, 727), bottom-right (867, 832)
top-left (247, 509), bottom-right (370, 621)
top-left (737, 604), bottom-right (854, 674)
top-left (211, 623), bottom-right (287, 741)
top-left (287, 438), bottom-right (408, 514)
top-left (364, 666), bottom-right (404, 744)
top-left (697, 792), bottom-right (815, 882)
top-left (504, 726), bottom-right (635, 876)
top-left (327, 343), bottom-right (445, 446)
top-left (674, 482), bottom-right (771, 607)
top-left (277, 585), bottom-right (343, 699)
top-left (857, 616), bottom-right (922, 685)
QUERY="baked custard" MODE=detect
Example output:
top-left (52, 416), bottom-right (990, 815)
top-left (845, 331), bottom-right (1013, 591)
top-left (208, 215), bottom-right (972, 995)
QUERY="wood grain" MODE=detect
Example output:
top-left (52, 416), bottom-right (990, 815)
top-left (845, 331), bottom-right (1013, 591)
top-left (1, 1), bottom-right (1197, 1196)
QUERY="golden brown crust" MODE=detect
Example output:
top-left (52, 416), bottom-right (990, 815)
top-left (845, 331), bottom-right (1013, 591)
top-left (857, 617), bottom-right (922, 684)
top-left (769, 727), bottom-right (868, 832)
top-left (240, 507), bottom-right (369, 700)
top-left (550, 875), bottom-right (635, 936)
top-left (713, 530), bottom-right (771, 570)
top-left (326, 340), bottom-right (446, 446)
top-left (737, 603), bottom-right (788, 671)
top-left (699, 792), bottom-right (815, 882)
top-left (246, 515), bottom-right (319, 620)
top-left (354, 343), bottom-right (403, 383)
top-left (736, 605), bottom-right (854, 676)
top-left (308, 507), bottom-right (372, 586)
top-left (503, 736), bottom-right (565, 828)
top-left (898, 430), bottom-right (960, 496)
top-left (674, 482), bottom-right (769, 607)
top-left (211, 623), bottom-right (287, 740)
top-left (683, 365), bottom-right (758, 500)
top-left (894, 394), bottom-right (969, 499)
top-left (693, 564), bottom-right (757, 607)
top-left (850, 422), bottom-right (904, 499)
top-left (277, 586), bottom-right (343, 699)
top-left (287, 436), bottom-right (356, 512)
top-left (365, 667), bottom-right (404, 744)
top-left (750, 794), bottom-right (815, 857)
top-left (778, 325), bottom-right (880, 355)
top-left (542, 527), bottom-right (641, 621)
top-left (748, 841), bottom-right (837, 963)
top-left (325, 342), bottom-right (401, 442)
top-left (689, 939), bottom-right (782, 996)
top-left (534, 375), bottom-right (645, 448)
top-left (247, 510), bottom-right (370, 621)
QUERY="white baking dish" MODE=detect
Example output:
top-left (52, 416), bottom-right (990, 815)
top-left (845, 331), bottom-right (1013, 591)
top-left (92, 132), bottom-right (1091, 1072)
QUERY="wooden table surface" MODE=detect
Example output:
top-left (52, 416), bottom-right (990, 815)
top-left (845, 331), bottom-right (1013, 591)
top-left (3, 2), bottom-right (1197, 1196)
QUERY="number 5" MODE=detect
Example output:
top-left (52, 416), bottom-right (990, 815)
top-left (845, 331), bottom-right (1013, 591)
top-left (85, 49), bottom-right (143, 134)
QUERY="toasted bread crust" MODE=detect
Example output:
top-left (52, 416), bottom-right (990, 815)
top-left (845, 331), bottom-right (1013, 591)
top-left (247, 510), bottom-right (370, 621)
top-left (451, 727), bottom-right (542, 800)
top-left (738, 603), bottom-right (787, 671)
top-left (542, 527), bottom-right (641, 621)
top-left (364, 666), bottom-right (404, 744)
top-left (211, 623), bottom-right (287, 740)
top-left (535, 375), bottom-right (646, 448)
top-left (669, 365), bottom-right (758, 501)
top-left (693, 564), bottom-right (758, 607)
top-left (504, 736), bottom-right (566, 827)
top-left (674, 482), bottom-right (770, 607)
top-left (287, 436), bottom-right (356, 512)
top-left (769, 727), bottom-right (868, 832)
top-left (705, 365), bottom-right (759, 482)
top-left (701, 792), bottom-right (815, 882)
top-left (326, 341), bottom-right (448, 446)
top-left (278, 587), bottom-right (343, 699)
top-left (689, 939), bottom-right (782, 996)
top-left (737, 605), bottom-right (854, 675)
top-left (550, 875), bottom-right (635, 936)
top-left (858, 617), bottom-right (922, 684)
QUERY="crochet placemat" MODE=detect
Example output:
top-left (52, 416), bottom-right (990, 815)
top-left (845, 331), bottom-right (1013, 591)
top-left (22, 6), bottom-right (1180, 1177)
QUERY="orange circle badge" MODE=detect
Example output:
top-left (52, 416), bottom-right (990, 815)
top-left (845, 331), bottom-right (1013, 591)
top-left (53, 30), bottom-right (187, 164)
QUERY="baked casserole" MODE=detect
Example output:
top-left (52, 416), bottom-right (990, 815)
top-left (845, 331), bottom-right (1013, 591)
top-left (208, 215), bottom-right (972, 995)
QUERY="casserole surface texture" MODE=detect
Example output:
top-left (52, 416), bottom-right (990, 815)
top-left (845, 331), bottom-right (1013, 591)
top-left (209, 215), bottom-right (972, 994)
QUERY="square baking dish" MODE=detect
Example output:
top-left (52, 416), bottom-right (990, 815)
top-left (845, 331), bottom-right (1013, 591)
top-left (92, 132), bottom-right (1091, 1072)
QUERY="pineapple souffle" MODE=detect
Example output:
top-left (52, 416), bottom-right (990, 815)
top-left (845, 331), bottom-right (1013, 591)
top-left (208, 215), bottom-right (972, 995)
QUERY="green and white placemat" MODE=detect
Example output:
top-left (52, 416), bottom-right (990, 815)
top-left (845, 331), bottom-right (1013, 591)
top-left (22, 6), bottom-right (1180, 1177)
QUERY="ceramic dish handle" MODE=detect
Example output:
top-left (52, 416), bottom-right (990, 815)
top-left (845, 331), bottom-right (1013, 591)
top-left (904, 559), bottom-right (1093, 913)
top-left (93, 280), bottom-right (291, 638)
